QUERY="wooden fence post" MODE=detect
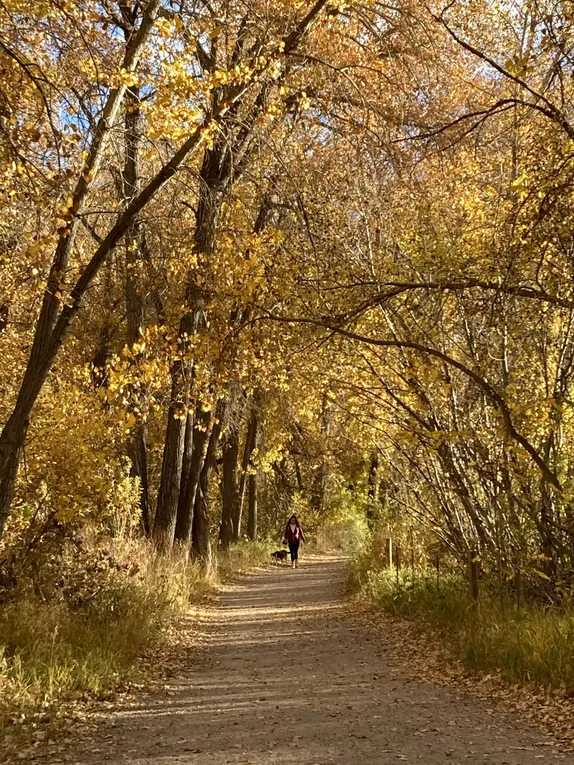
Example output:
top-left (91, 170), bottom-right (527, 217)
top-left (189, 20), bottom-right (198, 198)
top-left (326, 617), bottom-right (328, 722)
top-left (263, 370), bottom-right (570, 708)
top-left (384, 537), bottom-right (393, 569)
top-left (395, 544), bottom-right (401, 584)
top-left (468, 549), bottom-right (480, 606)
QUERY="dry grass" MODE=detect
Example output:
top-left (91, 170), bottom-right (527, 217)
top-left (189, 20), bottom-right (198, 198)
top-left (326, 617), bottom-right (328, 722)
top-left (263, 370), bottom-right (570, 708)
top-left (349, 558), bottom-right (574, 692)
top-left (216, 541), bottom-right (273, 579)
top-left (0, 538), bottom-right (272, 750)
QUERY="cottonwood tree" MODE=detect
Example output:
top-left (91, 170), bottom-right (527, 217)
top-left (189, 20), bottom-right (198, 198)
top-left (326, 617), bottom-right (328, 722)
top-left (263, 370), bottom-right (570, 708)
top-left (0, 0), bottom-right (348, 541)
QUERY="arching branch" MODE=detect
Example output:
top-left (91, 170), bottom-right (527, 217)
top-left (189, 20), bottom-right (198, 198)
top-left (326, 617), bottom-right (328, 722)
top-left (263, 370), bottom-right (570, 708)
top-left (263, 313), bottom-right (562, 491)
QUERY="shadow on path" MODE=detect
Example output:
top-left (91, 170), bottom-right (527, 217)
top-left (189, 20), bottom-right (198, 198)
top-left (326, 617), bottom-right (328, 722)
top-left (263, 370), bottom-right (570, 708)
top-left (70, 557), bottom-right (574, 765)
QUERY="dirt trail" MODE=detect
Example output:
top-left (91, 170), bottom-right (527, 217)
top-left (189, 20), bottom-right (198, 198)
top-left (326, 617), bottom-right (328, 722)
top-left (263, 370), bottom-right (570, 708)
top-left (69, 556), bottom-right (574, 764)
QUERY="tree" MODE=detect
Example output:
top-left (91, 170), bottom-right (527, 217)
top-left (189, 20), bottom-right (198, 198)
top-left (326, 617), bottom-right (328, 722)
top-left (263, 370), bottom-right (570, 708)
top-left (0, 0), bottom-right (336, 541)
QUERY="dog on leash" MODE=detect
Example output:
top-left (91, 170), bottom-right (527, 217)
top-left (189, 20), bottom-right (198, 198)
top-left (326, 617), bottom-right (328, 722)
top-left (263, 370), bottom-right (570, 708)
top-left (271, 549), bottom-right (289, 563)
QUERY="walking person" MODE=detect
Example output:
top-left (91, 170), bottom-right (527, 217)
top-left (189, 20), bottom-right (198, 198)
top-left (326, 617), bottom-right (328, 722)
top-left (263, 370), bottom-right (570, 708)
top-left (282, 514), bottom-right (305, 569)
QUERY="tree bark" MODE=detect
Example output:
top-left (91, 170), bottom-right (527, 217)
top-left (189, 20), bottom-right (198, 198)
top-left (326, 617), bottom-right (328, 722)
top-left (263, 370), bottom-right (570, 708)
top-left (310, 395), bottom-right (330, 515)
top-left (173, 410), bottom-right (195, 543)
top-left (310, 466), bottom-right (327, 514)
top-left (191, 408), bottom-right (223, 560)
top-left (174, 407), bottom-right (212, 547)
top-left (0, 415), bottom-right (28, 539)
top-left (220, 421), bottom-right (240, 550)
top-left (128, 427), bottom-right (150, 534)
top-left (91, 322), bottom-right (112, 390)
top-left (152, 371), bottom-right (187, 551)
top-left (154, 131), bottom-right (229, 551)
top-left (0, 342), bottom-right (64, 537)
top-left (153, 66), bottom-right (275, 551)
top-left (366, 452), bottom-right (379, 529)
top-left (123, 85), bottom-right (150, 535)
top-left (247, 471), bottom-right (258, 542)
top-left (539, 435), bottom-right (558, 585)
top-left (238, 401), bottom-right (257, 514)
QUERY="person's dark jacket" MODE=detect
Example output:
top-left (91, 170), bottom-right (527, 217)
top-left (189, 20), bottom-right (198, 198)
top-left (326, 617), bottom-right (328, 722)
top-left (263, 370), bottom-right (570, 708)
top-left (283, 521), bottom-right (305, 545)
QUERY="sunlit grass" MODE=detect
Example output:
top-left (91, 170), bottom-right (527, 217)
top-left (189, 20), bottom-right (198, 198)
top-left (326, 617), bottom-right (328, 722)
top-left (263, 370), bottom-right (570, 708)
top-left (0, 538), bottom-right (272, 745)
top-left (216, 540), bottom-right (273, 580)
top-left (350, 559), bottom-right (574, 692)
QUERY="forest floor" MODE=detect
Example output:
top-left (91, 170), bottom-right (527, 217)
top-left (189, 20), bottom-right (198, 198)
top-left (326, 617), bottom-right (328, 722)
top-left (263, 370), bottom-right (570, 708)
top-left (18, 555), bottom-right (574, 765)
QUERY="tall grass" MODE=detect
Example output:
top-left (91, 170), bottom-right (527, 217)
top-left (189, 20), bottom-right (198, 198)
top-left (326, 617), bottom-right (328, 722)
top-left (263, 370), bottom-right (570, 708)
top-left (0, 538), bottom-right (272, 744)
top-left (216, 541), bottom-right (273, 579)
top-left (350, 556), bottom-right (574, 692)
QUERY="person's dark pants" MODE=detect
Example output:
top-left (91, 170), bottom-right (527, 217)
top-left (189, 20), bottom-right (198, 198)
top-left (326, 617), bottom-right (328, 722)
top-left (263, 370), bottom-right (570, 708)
top-left (289, 541), bottom-right (300, 561)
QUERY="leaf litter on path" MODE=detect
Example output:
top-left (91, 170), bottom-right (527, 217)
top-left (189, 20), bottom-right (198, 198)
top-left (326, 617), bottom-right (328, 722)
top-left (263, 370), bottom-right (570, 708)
top-left (349, 595), bottom-right (574, 755)
top-left (8, 557), bottom-right (574, 765)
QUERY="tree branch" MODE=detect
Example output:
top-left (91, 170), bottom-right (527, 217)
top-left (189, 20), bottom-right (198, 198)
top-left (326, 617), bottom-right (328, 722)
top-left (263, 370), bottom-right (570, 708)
top-left (263, 313), bottom-right (563, 491)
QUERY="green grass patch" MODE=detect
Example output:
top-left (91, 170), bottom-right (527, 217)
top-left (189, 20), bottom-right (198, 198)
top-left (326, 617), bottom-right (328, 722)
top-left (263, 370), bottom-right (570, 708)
top-left (349, 556), bottom-right (574, 692)
top-left (216, 540), bottom-right (273, 580)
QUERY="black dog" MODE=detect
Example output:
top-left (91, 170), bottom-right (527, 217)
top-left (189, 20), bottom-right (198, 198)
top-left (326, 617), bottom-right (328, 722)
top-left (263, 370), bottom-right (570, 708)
top-left (271, 549), bottom-right (289, 563)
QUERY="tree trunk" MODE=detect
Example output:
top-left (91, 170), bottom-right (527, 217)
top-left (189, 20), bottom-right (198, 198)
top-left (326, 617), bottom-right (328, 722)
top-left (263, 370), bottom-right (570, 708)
top-left (273, 456), bottom-right (294, 522)
top-left (167, 103), bottom-right (274, 553)
top-left (237, 400), bottom-right (258, 525)
top-left (247, 465), bottom-right (258, 542)
top-left (0, 342), bottom-right (64, 536)
top-left (539, 435), bottom-right (558, 585)
top-left (128, 427), bottom-right (150, 534)
top-left (0, 414), bottom-right (29, 539)
top-left (155, 136), bottom-right (227, 551)
top-left (153, 371), bottom-right (188, 551)
top-left (91, 320), bottom-right (113, 391)
top-left (123, 85), bottom-right (151, 535)
top-left (310, 394), bottom-right (330, 515)
top-left (174, 407), bottom-right (212, 547)
top-left (179, 412), bottom-right (195, 513)
top-left (246, 395), bottom-right (262, 541)
top-left (192, 410), bottom-right (223, 560)
top-left (154, 89), bottom-right (271, 550)
top-left (220, 422), bottom-right (240, 550)
top-left (310, 466), bottom-right (327, 514)
top-left (366, 452), bottom-right (379, 529)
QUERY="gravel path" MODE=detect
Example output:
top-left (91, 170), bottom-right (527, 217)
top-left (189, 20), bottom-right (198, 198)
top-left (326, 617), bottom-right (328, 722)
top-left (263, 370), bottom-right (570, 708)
top-left (71, 556), bottom-right (574, 764)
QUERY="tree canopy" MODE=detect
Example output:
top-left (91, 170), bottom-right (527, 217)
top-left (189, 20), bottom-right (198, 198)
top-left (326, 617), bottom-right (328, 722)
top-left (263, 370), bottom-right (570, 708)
top-left (1, 0), bottom-right (574, 594)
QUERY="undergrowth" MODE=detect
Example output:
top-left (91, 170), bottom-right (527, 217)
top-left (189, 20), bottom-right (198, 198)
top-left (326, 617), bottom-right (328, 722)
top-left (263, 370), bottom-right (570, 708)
top-left (0, 537), bottom-right (272, 746)
top-left (217, 540), bottom-right (273, 579)
top-left (349, 552), bottom-right (574, 693)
